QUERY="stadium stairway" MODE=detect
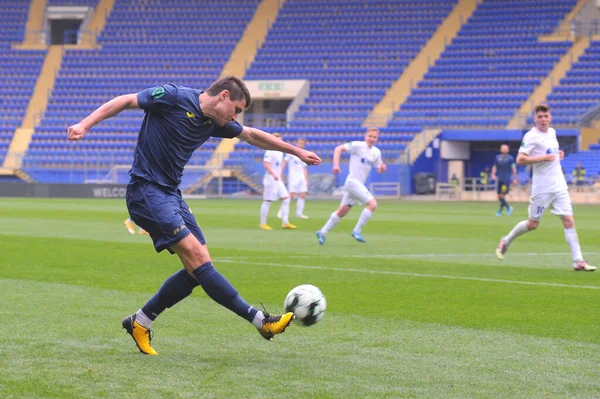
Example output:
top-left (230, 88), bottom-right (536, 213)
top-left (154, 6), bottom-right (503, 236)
top-left (581, 127), bottom-right (600, 150)
top-left (84, 0), bottom-right (117, 47)
top-left (3, 46), bottom-right (63, 171)
top-left (399, 128), bottom-right (441, 165)
top-left (12, 0), bottom-right (47, 50)
top-left (506, 38), bottom-right (591, 128)
top-left (3, 0), bottom-right (113, 176)
top-left (548, 0), bottom-right (589, 39)
top-left (202, 0), bottom-right (287, 172)
top-left (363, 0), bottom-right (479, 128)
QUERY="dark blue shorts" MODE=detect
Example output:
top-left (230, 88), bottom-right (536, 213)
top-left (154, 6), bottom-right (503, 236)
top-left (497, 181), bottom-right (511, 194)
top-left (126, 177), bottom-right (205, 253)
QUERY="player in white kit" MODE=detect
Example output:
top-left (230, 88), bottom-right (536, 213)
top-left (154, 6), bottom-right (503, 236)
top-left (259, 133), bottom-right (296, 230)
top-left (316, 127), bottom-right (386, 244)
top-left (277, 138), bottom-right (310, 219)
top-left (496, 105), bottom-right (595, 271)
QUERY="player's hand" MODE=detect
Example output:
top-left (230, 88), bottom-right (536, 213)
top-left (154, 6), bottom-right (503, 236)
top-left (545, 154), bottom-right (557, 162)
top-left (67, 123), bottom-right (88, 140)
top-left (272, 174), bottom-right (279, 181)
top-left (559, 150), bottom-right (565, 160)
top-left (332, 165), bottom-right (341, 174)
top-left (378, 163), bottom-right (387, 173)
top-left (491, 175), bottom-right (496, 181)
top-left (298, 149), bottom-right (321, 166)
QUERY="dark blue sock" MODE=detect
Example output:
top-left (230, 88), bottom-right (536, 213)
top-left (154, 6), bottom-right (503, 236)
top-left (192, 262), bottom-right (258, 322)
top-left (142, 269), bottom-right (200, 320)
top-left (498, 199), bottom-right (505, 211)
top-left (503, 198), bottom-right (510, 208)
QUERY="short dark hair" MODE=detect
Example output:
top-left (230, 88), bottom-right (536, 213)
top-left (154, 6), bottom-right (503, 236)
top-left (534, 104), bottom-right (551, 114)
top-left (206, 76), bottom-right (251, 109)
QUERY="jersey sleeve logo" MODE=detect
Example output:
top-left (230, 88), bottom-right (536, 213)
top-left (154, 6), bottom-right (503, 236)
top-left (186, 112), bottom-right (195, 118)
top-left (151, 87), bottom-right (165, 99)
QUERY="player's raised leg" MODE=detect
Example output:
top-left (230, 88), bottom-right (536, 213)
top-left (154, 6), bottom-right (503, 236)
top-left (317, 203), bottom-right (350, 245)
top-left (351, 204), bottom-right (374, 243)
top-left (172, 234), bottom-right (294, 339)
top-left (496, 217), bottom-right (537, 261)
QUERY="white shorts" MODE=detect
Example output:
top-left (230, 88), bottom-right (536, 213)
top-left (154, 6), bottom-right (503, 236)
top-left (528, 191), bottom-right (573, 221)
top-left (340, 178), bottom-right (374, 207)
top-left (263, 179), bottom-right (289, 201)
top-left (287, 178), bottom-right (308, 194)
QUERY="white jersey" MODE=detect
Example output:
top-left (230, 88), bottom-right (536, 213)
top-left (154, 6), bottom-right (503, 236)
top-left (284, 154), bottom-right (306, 181)
top-left (263, 150), bottom-right (284, 182)
top-left (520, 127), bottom-right (568, 196)
top-left (343, 141), bottom-right (383, 185)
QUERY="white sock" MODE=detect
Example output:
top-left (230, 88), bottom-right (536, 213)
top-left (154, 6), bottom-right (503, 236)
top-left (353, 208), bottom-right (373, 233)
top-left (296, 198), bottom-right (305, 216)
top-left (281, 198), bottom-right (291, 224)
top-left (564, 228), bottom-right (583, 262)
top-left (260, 201), bottom-right (271, 225)
top-left (321, 212), bottom-right (341, 235)
top-left (505, 220), bottom-right (530, 244)
top-left (135, 309), bottom-right (153, 329)
top-left (252, 311), bottom-right (265, 329)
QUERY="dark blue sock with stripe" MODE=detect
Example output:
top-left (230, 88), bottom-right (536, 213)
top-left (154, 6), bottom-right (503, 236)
top-left (193, 262), bottom-right (258, 322)
top-left (141, 268), bottom-right (200, 320)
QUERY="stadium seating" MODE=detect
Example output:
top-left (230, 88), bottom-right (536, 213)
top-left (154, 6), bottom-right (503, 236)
top-left (562, 148), bottom-right (600, 182)
top-left (546, 40), bottom-right (600, 125)
top-left (23, 0), bottom-right (260, 185)
top-left (0, 0), bottom-right (47, 165)
top-left (12, 0), bottom-right (600, 187)
top-left (384, 0), bottom-right (576, 133)
top-left (241, 0), bottom-right (458, 160)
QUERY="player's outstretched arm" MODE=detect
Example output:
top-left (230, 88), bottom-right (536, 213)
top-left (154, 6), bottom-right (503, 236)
top-left (239, 127), bottom-right (321, 166)
top-left (516, 152), bottom-right (555, 165)
top-left (332, 144), bottom-right (346, 174)
top-left (67, 94), bottom-right (139, 141)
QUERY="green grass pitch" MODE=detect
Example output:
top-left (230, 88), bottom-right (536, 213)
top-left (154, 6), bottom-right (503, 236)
top-left (1, 198), bottom-right (599, 398)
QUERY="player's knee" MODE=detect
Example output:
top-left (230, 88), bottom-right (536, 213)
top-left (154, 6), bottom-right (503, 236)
top-left (526, 220), bottom-right (539, 230)
top-left (561, 216), bottom-right (575, 229)
top-left (366, 199), bottom-right (377, 211)
top-left (337, 206), bottom-right (350, 218)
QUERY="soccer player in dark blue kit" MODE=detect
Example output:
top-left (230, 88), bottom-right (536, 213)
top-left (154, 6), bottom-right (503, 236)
top-left (491, 144), bottom-right (517, 216)
top-left (67, 77), bottom-right (321, 355)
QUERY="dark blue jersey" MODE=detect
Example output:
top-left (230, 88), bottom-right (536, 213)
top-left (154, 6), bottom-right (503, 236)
top-left (130, 84), bottom-right (242, 189)
top-left (494, 154), bottom-right (515, 182)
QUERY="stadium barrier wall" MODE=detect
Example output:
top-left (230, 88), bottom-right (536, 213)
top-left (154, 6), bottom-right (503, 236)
top-left (0, 182), bottom-right (128, 198)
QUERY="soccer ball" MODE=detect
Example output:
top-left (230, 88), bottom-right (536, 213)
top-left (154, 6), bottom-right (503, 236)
top-left (284, 284), bottom-right (326, 326)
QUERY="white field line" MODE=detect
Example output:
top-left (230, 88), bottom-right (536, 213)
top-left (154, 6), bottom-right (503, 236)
top-left (220, 252), bottom-right (600, 260)
top-left (216, 258), bottom-right (600, 290)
